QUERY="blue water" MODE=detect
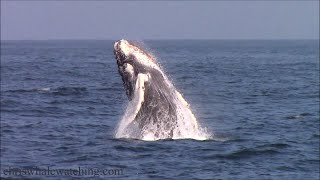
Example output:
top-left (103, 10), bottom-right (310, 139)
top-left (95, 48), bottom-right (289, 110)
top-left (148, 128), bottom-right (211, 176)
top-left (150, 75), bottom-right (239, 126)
top-left (1, 40), bottom-right (319, 179)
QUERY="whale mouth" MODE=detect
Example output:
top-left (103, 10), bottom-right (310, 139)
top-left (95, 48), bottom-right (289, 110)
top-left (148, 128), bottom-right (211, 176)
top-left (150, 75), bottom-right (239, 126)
top-left (113, 40), bottom-right (130, 66)
top-left (113, 40), bottom-right (137, 100)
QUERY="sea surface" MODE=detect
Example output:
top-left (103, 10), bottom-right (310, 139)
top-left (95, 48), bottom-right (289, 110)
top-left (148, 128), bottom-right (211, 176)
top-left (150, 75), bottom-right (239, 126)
top-left (1, 40), bottom-right (319, 179)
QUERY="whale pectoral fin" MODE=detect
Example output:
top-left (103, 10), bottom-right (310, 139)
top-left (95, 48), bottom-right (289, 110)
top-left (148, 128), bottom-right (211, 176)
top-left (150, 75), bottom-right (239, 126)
top-left (131, 73), bottom-right (149, 121)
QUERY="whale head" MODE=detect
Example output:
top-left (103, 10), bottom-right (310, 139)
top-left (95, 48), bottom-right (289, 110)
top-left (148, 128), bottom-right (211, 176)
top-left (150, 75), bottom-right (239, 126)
top-left (113, 39), bottom-right (161, 100)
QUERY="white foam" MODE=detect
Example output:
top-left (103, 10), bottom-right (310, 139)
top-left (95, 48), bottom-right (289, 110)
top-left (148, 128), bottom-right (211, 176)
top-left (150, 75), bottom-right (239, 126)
top-left (37, 88), bottom-right (50, 92)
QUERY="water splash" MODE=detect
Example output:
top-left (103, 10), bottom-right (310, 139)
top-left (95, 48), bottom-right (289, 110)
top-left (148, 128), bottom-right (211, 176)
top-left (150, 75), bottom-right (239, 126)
top-left (115, 102), bottom-right (212, 141)
top-left (114, 70), bottom-right (211, 141)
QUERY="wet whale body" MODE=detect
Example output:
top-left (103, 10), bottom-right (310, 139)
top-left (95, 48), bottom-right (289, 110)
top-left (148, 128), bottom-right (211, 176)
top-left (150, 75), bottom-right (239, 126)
top-left (113, 39), bottom-right (209, 140)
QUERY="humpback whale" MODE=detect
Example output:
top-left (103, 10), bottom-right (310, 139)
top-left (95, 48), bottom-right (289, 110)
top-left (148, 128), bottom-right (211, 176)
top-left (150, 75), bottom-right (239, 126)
top-left (113, 39), bottom-right (209, 140)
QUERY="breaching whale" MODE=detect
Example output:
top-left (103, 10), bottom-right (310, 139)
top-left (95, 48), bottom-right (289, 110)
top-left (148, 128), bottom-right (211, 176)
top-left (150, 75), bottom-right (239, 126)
top-left (113, 39), bottom-right (209, 140)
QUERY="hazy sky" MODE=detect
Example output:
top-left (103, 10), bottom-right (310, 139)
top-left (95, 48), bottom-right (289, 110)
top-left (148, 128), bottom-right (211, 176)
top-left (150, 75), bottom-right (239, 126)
top-left (1, 1), bottom-right (319, 40)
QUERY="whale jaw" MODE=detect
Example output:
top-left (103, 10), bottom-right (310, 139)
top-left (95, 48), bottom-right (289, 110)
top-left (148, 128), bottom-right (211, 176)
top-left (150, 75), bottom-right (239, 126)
top-left (113, 40), bottom-right (136, 100)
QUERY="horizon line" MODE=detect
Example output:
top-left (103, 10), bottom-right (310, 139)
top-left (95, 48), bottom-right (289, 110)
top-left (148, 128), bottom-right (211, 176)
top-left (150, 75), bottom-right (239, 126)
top-left (1, 38), bottom-right (319, 41)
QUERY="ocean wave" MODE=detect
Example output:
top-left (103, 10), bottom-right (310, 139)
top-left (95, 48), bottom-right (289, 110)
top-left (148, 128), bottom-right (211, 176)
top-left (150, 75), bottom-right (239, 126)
top-left (215, 148), bottom-right (279, 159)
top-left (285, 113), bottom-right (313, 120)
top-left (52, 87), bottom-right (87, 96)
top-left (2, 86), bottom-right (88, 96)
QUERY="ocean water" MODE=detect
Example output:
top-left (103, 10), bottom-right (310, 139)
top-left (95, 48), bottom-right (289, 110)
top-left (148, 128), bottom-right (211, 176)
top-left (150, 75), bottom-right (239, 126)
top-left (1, 40), bottom-right (319, 179)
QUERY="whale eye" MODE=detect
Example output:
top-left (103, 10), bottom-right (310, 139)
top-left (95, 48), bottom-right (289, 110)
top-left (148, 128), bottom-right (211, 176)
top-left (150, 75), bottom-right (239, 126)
top-left (121, 54), bottom-right (125, 60)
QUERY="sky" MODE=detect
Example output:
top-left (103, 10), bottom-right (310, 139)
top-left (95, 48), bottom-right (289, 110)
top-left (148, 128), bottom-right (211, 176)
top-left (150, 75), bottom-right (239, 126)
top-left (1, 1), bottom-right (319, 40)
